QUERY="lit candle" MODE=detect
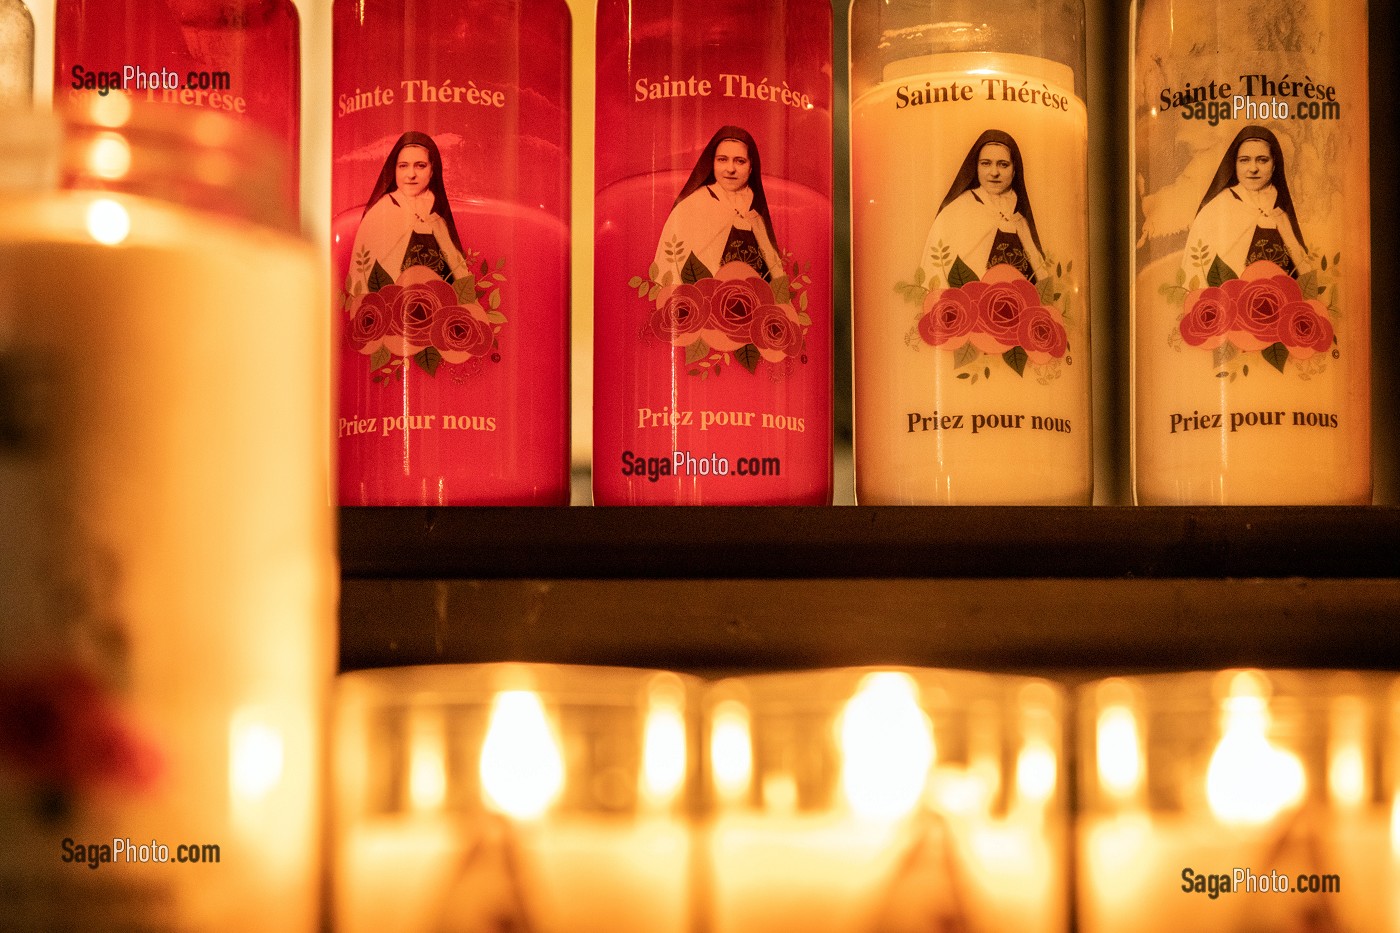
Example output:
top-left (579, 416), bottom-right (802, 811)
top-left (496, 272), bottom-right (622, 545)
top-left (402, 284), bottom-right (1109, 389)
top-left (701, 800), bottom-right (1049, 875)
top-left (705, 669), bottom-right (1066, 932)
top-left (333, 664), bottom-right (699, 933)
top-left (1078, 671), bottom-right (1400, 932)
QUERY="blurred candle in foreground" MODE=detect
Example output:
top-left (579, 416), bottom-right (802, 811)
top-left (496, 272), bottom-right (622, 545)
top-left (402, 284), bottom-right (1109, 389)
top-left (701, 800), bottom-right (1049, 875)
top-left (0, 102), bottom-right (333, 931)
top-left (1078, 670), bottom-right (1400, 933)
top-left (704, 667), bottom-right (1067, 933)
top-left (333, 664), bottom-right (699, 933)
top-left (0, 0), bottom-right (33, 105)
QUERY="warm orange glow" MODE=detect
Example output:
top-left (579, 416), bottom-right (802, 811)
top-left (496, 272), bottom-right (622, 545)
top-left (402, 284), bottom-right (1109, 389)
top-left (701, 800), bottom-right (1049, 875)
top-left (479, 691), bottom-right (564, 819)
top-left (839, 672), bottom-right (934, 819)
top-left (710, 699), bottom-right (753, 804)
top-left (1206, 672), bottom-right (1305, 825)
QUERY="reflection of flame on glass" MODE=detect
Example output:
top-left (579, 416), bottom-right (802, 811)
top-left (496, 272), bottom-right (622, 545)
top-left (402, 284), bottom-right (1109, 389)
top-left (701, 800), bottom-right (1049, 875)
top-left (1206, 671), bottom-right (1305, 825)
top-left (85, 198), bottom-right (130, 246)
top-left (230, 711), bottom-right (284, 803)
top-left (480, 691), bottom-right (563, 820)
top-left (1327, 696), bottom-right (1367, 810)
top-left (710, 699), bottom-right (753, 805)
top-left (642, 675), bottom-right (687, 807)
top-left (839, 672), bottom-right (934, 820)
top-left (407, 708), bottom-right (447, 812)
top-left (88, 132), bottom-right (131, 180)
top-left (1095, 679), bottom-right (1143, 803)
top-left (1015, 683), bottom-right (1058, 808)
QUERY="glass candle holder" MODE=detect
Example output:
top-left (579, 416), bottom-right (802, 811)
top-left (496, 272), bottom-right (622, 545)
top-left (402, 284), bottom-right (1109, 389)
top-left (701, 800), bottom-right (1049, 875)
top-left (849, 0), bottom-right (1093, 505)
top-left (1130, 0), bottom-right (1370, 504)
top-left (1078, 669), bottom-right (1400, 932)
top-left (333, 663), bottom-right (703, 933)
top-left (702, 667), bottom-right (1067, 933)
top-left (0, 100), bottom-right (332, 930)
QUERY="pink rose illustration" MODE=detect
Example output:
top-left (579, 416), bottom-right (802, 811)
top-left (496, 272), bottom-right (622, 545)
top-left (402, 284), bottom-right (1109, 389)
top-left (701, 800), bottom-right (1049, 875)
top-left (347, 290), bottom-right (393, 354)
top-left (705, 276), bottom-right (773, 351)
top-left (1220, 261), bottom-right (1297, 351)
top-left (917, 285), bottom-right (978, 348)
top-left (1277, 299), bottom-right (1334, 360)
top-left (650, 283), bottom-right (708, 347)
top-left (970, 266), bottom-right (1039, 354)
top-left (391, 278), bottom-right (458, 356)
top-left (1179, 285), bottom-right (1235, 349)
top-left (432, 302), bottom-right (494, 362)
top-left (1017, 305), bottom-right (1069, 363)
top-left (751, 303), bottom-right (803, 362)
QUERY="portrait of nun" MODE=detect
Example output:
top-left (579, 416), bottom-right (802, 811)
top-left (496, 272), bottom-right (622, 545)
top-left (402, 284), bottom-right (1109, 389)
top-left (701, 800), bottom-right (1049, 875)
top-left (348, 131), bottom-right (470, 292)
top-left (919, 128), bottom-right (1049, 284)
top-left (652, 125), bottom-right (785, 283)
top-left (1182, 124), bottom-right (1311, 279)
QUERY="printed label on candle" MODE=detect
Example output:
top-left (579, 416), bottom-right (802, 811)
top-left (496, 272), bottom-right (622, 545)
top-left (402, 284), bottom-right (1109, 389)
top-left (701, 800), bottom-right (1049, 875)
top-left (594, 0), bottom-right (834, 505)
top-left (333, 0), bottom-right (570, 505)
top-left (1131, 20), bottom-right (1370, 504)
top-left (851, 55), bottom-right (1091, 504)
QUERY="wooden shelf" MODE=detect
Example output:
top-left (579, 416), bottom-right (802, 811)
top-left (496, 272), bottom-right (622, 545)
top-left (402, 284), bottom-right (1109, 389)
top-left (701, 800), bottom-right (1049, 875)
top-left (339, 507), bottom-right (1400, 674)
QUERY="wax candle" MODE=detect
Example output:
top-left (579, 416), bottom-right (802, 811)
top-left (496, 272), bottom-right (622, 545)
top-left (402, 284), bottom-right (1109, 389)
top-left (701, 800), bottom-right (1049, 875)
top-left (0, 0), bottom-right (33, 104)
top-left (1131, 0), bottom-right (1370, 504)
top-left (333, 664), bottom-right (700, 933)
top-left (0, 103), bottom-right (332, 931)
top-left (1078, 671), bottom-right (1400, 932)
top-left (849, 2), bottom-right (1092, 504)
top-left (592, 0), bottom-right (834, 505)
top-left (54, 0), bottom-right (301, 203)
top-left (704, 669), bottom-right (1067, 933)
top-left (332, 0), bottom-right (571, 505)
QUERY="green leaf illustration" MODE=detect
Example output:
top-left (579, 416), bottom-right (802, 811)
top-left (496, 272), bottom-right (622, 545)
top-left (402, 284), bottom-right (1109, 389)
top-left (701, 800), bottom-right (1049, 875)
top-left (367, 261), bottom-right (394, 293)
top-left (797, 312), bottom-right (812, 326)
top-left (453, 276), bottom-right (478, 305)
top-left (1320, 254), bottom-right (1328, 271)
top-left (1212, 343), bottom-right (1239, 369)
top-left (914, 266), bottom-right (926, 286)
top-left (1206, 255), bottom-right (1238, 287)
top-left (636, 283), bottom-right (649, 298)
top-left (1297, 270), bottom-right (1320, 300)
top-left (1056, 262), bottom-right (1063, 278)
top-left (771, 276), bottom-right (792, 304)
top-left (681, 253), bottom-right (711, 284)
top-left (489, 289), bottom-right (502, 310)
top-left (685, 339), bottom-right (712, 365)
top-left (947, 256), bottom-right (980, 288)
top-left (487, 310), bottom-right (507, 324)
top-left (649, 262), bottom-right (660, 281)
top-left (647, 285), bottom-right (661, 302)
top-left (414, 346), bottom-right (443, 376)
top-left (628, 275), bottom-right (643, 289)
top-left (799, 292), bottom-right (809, 312)
top-left (735, 343), bottom-right (761, 374)
top-left (1262, 342), bottom-right (1289, 373)
top-left (1037, 277), bottom-right (1055, 304)
top-left (953, 341), bottom-right (979, 369)
top-left (1002, 345), bottom-right (1028, 376)
top-left (1174, 265), bottom-right (1186, 286)
top-left (369, 346), bottom-right (391, 372)
top-left (496, 257), bottom-right (505, 270)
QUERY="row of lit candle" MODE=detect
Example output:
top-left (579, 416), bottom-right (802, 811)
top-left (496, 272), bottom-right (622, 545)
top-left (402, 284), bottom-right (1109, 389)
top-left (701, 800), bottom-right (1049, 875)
top-left (332, 664), bottom-right (1400, 932)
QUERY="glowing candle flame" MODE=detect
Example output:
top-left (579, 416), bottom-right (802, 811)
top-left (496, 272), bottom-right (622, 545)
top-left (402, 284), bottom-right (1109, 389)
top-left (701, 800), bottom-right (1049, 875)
top-left (840, 672), bottom-right (934, 819)
top-left (86, 198), bottom-right (130, 246)
top-left (479, 691), bottom-right (563, 819)
top-left (710, 699), bottom-right (753, 804)
top-left (642, 692), bottom-right (687, 807)
top-left (1096, 704), bottom-right (1143, 801)
top-left (1206, 672), bottom-right (1305, 825)
top-left (407, 709), bottom-right (447, 812)
top-left (230, 713), bottom-right (284, 803)
top-left (1015, 738), bottom-right (1057, 805)
top-left (1327, 696), bottom-right (1367, 809)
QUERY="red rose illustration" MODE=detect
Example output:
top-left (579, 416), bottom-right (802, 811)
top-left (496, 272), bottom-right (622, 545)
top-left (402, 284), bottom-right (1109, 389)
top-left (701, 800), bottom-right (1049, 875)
top-left (650, 283), bottom-right (708, 347)
top-left (432, 302), bottom-right (494, 363)
top-left (387, 278), bottom-right (458, 357)
top-left (1220, 261), bottom-right (1297, 351)
top-left (1278, 299), bottom-right (1334, 359)
top-left (917, 285), bottom-right (978, 348)
top-left (1179, 286), bottom-right (1235, 349)
top-left (347, 290), bottom-right (393, 354)
top-left (970, 266), bottom-right (1039, 354)
top-left (1017, 305), bottom-right (1069, 363)
top-left (705, 276), bottom-right (773, 351)
top-left (751, 303), bottom-right (803, 362)
top-left (0, 663), bottom-right (162, 794)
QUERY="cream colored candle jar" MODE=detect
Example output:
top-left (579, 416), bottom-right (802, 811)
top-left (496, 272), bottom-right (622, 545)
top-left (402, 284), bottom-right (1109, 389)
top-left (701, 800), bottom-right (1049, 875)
top-left (333, 663), bottom-right (701, 933)
top-left (850, 1), bottom-right (1092, 504)
top-left (1078, 670), bottom-right (1400, 932)
top-left (1131, 0), bottom-right (1370, 504)
top-left (703, 667), bottom-right (1067, 933)
top-left (0, 101), bottom-right (333, 930)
